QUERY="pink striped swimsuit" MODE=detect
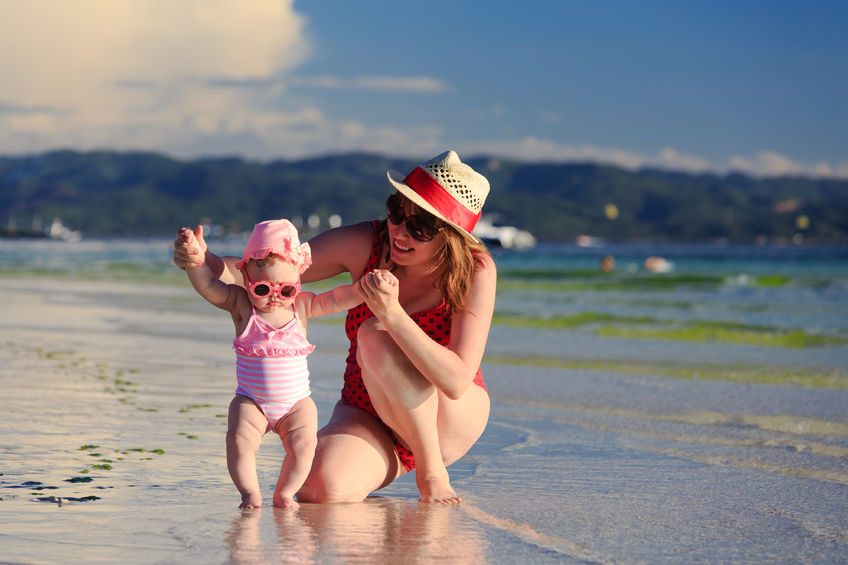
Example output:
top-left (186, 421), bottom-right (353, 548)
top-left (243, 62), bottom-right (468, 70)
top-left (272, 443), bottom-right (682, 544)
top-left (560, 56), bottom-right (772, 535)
top-left (233, 307), bottom-right (315, 429)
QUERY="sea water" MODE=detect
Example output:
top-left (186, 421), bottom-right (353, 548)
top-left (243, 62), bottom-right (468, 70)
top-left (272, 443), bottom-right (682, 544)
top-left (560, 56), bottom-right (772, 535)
top-left (1, 238), bottom-right (847, 563)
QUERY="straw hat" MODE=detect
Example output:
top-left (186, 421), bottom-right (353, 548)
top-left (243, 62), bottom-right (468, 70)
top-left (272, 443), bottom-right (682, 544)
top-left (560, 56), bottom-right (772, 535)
top-left (387, 150), bottom-right (490, 242)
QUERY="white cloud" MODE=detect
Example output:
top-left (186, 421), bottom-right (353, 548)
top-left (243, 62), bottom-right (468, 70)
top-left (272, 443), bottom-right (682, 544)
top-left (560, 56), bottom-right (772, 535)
top-left (657, 147), bottom-right (711, 173)
top-left (0, 0), bottom-right (450, 159)
top-left (0, 0), bottom-right (308, 155)
top-left (467, 137), bottom-right (676, 171)
top-left (726, 150), bottom-right (848, 179)
top-left (287, 75), bottom-right (446, 93)
top-left (460, 137), bottom-right (848, 179)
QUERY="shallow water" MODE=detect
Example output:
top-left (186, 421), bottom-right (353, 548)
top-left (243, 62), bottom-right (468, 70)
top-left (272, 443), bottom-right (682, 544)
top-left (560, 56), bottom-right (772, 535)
top-left (2, 240), bottom-right (848, 563)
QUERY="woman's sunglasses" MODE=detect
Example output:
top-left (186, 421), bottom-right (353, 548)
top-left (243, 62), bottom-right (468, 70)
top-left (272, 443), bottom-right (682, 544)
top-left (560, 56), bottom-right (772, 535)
top-left (386, 193), bottom-right (442, 242)
top-left (244, 273), bottom-right (301, 300)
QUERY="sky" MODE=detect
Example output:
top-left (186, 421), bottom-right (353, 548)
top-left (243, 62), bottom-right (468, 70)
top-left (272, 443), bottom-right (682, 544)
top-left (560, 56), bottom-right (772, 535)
top-left (0, 0), bottom-right (846, 178)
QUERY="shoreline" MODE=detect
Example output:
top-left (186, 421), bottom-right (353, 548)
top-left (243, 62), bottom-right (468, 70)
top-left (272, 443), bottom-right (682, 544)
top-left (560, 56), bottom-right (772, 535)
top-left (2, 275), bottom-right (847, 563)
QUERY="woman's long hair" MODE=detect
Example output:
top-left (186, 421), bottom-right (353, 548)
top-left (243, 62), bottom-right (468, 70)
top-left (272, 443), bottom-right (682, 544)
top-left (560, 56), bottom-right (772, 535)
top-left (378, 213), bottom-right (489, 313)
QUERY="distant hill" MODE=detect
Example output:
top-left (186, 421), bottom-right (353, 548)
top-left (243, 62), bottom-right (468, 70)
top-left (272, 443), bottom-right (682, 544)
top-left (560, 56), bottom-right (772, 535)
top-left (1, 150), bottom-right (847, 243)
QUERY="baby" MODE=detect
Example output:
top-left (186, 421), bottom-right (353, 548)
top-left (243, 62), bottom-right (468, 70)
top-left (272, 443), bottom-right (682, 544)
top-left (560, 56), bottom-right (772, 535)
top-left (178, 219), bottom-right (386, 509)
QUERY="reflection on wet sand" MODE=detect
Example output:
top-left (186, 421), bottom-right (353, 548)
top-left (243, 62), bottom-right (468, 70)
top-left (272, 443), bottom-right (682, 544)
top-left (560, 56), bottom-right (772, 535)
top-left (226, 497), bottom-right (488, 564)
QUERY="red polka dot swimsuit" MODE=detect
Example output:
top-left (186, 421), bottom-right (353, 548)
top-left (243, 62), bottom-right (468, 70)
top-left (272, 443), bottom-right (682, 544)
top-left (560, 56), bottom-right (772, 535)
top-left (341, 221), bottom-right (487, 471)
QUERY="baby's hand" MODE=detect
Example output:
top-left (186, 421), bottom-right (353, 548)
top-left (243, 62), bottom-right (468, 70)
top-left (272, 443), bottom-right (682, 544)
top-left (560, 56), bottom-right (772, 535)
top-left (358, 269), bottom-right (399, 320)
top-left (372, 269), bottom-right (398, 288)
top-left (175, 226), bottom-right (206, 268)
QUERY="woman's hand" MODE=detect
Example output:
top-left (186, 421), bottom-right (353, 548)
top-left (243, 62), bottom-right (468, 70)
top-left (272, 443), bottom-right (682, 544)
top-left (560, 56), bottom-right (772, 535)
top-left (173, 225), bottom-right (207, 270)
top-left (357, 269), bottom-right (401, 322)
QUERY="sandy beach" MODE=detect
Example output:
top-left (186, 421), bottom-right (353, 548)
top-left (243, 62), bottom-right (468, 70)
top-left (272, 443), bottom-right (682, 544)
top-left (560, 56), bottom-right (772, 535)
top-left (2, 274), bottom-right (847, 564)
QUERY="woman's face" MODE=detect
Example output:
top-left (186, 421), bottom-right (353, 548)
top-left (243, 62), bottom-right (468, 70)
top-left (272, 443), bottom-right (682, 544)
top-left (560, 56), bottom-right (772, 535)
top-left (386, 195), bottom-right (445, 267)
top-left (244, 257), bottom-right (300, 311)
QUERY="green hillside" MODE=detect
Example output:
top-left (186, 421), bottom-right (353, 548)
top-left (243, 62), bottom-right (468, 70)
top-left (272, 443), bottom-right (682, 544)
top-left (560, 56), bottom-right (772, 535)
top-left (1, 150), bottom-right (846, 243)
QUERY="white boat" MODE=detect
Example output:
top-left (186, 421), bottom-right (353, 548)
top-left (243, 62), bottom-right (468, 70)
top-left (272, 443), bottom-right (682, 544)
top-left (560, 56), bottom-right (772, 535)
top-left (473, 217), bottom-right (536, 249)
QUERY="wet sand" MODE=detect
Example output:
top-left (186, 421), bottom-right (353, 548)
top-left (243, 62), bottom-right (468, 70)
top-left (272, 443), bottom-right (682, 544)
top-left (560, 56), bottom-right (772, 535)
top-left (1, 275), bottom-right (847, 564)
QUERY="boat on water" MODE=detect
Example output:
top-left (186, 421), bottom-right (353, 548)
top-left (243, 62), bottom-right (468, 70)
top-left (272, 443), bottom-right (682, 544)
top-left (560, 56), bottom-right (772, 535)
top-left (1, 217), bottom-right (82, 242)
top-left (473, 217), bottom-right (536, 249)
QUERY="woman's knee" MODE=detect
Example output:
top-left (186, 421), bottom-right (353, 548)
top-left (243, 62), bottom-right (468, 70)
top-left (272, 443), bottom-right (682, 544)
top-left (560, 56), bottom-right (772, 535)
top-left (297, 460), bottom-right (369, 503)
top-left (356, 317), bottom-right (394, 369)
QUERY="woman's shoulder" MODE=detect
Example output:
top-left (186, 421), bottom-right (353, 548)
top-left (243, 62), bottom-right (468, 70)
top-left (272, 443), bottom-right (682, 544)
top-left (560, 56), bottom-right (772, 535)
top-left (303, 221), bottom-right (381, 282)
top-left (466, 250), bottom-right (497, 306)
top-left (473, 250), bottom-right (497, 279)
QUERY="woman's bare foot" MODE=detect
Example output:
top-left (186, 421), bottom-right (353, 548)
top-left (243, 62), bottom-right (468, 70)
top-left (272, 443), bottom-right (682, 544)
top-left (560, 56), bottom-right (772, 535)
top-left (239, 492), bottom-right (263, 510)
top-left (417, 475), bottom-right (461, 505)
top-left (273, 493), bottom-right (300, 509)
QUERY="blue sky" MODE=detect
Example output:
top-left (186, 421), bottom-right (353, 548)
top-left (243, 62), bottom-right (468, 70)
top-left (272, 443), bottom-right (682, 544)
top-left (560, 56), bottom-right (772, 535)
top-left (1, 0), bottom-right (845, 177)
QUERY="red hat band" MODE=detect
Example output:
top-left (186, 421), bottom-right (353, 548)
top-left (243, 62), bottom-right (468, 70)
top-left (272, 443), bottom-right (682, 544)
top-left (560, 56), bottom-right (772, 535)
top-left (403, 167), bottom-right (482, 233)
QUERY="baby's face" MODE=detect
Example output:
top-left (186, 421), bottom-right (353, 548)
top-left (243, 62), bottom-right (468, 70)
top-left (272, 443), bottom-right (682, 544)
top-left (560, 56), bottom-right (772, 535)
top-left (244, 257), bottom-right (301, 311)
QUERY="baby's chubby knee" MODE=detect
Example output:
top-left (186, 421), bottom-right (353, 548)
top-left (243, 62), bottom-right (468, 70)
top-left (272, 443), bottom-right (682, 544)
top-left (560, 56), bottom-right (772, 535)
top-left (226, 428), bottom-right (262, 455)
top-left (283, 428), bottom-right (318, 460)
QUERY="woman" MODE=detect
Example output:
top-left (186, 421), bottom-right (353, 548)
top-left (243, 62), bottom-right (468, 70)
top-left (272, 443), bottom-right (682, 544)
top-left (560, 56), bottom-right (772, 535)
top-left (174, 151), bottom-right (495, 504)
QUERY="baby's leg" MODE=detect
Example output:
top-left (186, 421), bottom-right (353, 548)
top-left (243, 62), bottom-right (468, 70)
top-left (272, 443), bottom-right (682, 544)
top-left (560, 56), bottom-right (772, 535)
top-left (227, 395), bottom-right (269, 509)
top-left (272, 396), bottom-right (318, 508)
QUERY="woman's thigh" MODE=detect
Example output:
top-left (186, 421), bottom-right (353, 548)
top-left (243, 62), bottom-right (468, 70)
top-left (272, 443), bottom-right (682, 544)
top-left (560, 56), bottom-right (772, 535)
top-left (436, 383), bottom-right (491, 465)
top-left (298, 401), bottom-right (406, 503)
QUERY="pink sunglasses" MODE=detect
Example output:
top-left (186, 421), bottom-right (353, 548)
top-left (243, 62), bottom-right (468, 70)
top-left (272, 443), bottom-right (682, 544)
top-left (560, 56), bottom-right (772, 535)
top-left (244, 272), bottom-right (301, 300)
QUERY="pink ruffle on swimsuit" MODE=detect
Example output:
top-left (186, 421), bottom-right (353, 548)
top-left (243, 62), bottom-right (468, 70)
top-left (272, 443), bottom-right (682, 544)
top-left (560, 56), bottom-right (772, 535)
top-left (233, 307), bottom-right (315, 429)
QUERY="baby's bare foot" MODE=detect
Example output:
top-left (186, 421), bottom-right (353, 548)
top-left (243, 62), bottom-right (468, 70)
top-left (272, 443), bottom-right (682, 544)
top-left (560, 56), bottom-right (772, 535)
top-left (273, 493), bottom-right (300, 509)
top-left (239, 492), bottom-right (263, 510)
top-left (417, 476), bottom-right (461, 505)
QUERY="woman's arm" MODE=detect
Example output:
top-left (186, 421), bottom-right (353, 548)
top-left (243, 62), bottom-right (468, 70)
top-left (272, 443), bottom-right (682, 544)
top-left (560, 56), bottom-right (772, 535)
top-left (302, 221), bottom-right (377, 283)
top-left (360, 254), bottom-right (497, 399)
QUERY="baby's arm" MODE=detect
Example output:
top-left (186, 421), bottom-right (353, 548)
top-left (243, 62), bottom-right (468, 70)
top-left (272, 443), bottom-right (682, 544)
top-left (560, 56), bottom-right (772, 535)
top-left (178, 227), bottom-right (238, 311)
top-left (300, 282), bottom-right (362, 319)
top-left (299, 270), bottom-right (396, 319)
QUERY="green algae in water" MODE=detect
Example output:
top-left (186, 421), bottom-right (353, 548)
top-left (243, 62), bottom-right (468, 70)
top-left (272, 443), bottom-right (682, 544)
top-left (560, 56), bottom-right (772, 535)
top-left (752, 274), bottom-right (791, 287)
top-left (65, 476), bottom-right (93, 483)
top-left (484, 355), bottom-right (848, 389)
top-left (493, 311), bottom-right (656, 329)
top-left (492, 312), bottom-right (846, 349)
top-left (596, 322), bottom-right (848, 348)
top-left (499, 273), bottom-right (724, 293)
top-left (179, 403), bottom-right (213, 413)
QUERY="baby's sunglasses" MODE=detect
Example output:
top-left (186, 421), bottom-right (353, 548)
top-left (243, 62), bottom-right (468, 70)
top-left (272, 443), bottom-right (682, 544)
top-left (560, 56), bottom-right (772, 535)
top-left (244, 273), bottom-right (301, 300)
top-left (385, 193), bottom-right (443, 242)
